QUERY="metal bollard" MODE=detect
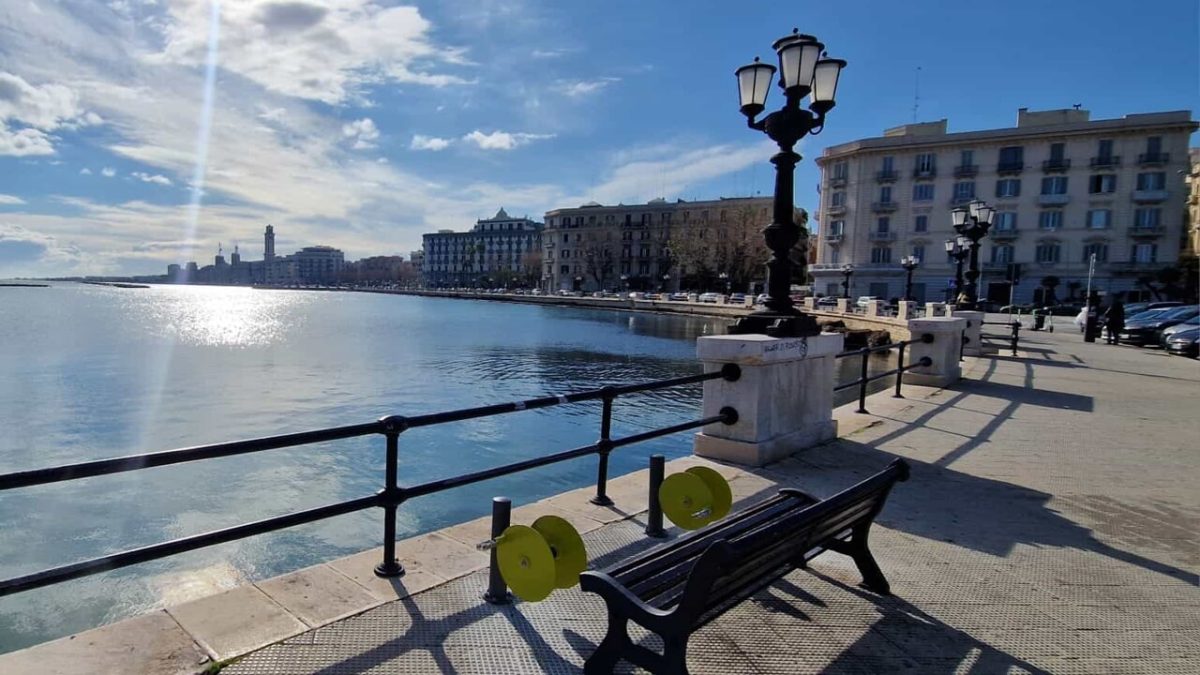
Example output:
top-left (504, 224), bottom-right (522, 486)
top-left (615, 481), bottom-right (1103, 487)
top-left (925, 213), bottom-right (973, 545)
top-left (856, 349), bottom-right (870, 414)
top-left (590, 392), bottom-right (615, 506)
top-left (893, 342), bottom-right (907, 398)
top-left (645, 455), bottom-right (667, 538)
top-left (483, 497), bottom-right (512, 604)
top-left (1011, 321), bottom-right (1020, 357)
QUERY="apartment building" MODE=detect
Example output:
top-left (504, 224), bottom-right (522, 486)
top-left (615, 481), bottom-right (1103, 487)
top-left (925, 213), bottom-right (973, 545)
top-left (541, 196), bottom-right (773, 293)
top-left (421, 208), bottom-right (543, 288)
top-left (813, 108), bottom-right (1197, 304)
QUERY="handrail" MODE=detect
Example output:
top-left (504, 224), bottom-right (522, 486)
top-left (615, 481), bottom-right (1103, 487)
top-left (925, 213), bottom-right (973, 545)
top-left (834, 333), bottom-right (933, 413)
top-left (981, 320), bottom-right (1021, 356)
top-left (0, 364), bottom-right (742, 597)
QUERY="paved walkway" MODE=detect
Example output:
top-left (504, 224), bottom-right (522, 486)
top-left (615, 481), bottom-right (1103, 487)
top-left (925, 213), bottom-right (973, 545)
top-left (213, 327), bottom-right (1200, 674)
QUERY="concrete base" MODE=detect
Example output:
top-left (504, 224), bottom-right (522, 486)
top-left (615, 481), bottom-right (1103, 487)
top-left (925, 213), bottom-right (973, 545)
top-left (953, 310), bottom-right (985, 357)
top-left (694, 420), bottom-right (838, 467)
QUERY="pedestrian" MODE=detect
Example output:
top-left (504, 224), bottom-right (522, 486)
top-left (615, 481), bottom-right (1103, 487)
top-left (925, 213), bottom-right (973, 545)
top-left (1103, 298), bottom-right (1125, 345)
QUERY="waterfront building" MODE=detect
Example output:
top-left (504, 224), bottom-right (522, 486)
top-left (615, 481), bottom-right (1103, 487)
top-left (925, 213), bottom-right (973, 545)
top-left (1186, 148), bottom-right (1200, 258)
top-left (421, 208), bottom-right (543, 288)
top-left (812, 108), bottom-right (1197, 304)
top-left (409, 250), bottom-right (424, 280)
top-left (290, 246), bottom-right (345, 283)
top-left (168, 225), bottom-right (342, 285)
top-left (541, 196), bottom-right (774, 294)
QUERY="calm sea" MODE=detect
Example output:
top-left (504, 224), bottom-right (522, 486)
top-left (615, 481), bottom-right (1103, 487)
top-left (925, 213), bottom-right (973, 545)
top-left (0, 283), bottom-right (891, 652)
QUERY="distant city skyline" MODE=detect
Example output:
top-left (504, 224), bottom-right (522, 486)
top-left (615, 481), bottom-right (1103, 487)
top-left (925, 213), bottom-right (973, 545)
top-left (0, 0), bottom-right (1196, 277)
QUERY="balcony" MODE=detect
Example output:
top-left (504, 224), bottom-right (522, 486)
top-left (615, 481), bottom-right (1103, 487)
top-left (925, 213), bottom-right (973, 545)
top-left (1132, 189), bottom-right (1168, 203)
top-left (1128, 225), bottom-right (1165, 238)
top-left (1089, 155), bottom-right (1121, 169)
top-left (1111, 260), bottom-right (1165, 274)
top-left (875, 170), bottom-right (898, 183)
top-left (871, 200), bottom-right (898, 212)
top-left (1137, 152), bottom-right (1170, 166)
top-left (867, 230), bottom-right (897, 242)
top-left (982, 262), bottom-right (1009, 273)
top-left (949, 195), bottom-right (975, 206)
top-left (1038, 193), bottom-right (1070, 206)
top-left (823, 233), bottom-right (844, 244)
top-left (996, 161), bottom-right (1024, 174)
top-left (953, 164), bottom-right (978, 178)
top-left (826, 204), bottom-right (847, 216)
top-left (829, 175), bottom-right (848, 188)
top-left (990, 227), bottom-right (1019, 240)
top-left (1041, 158), bottom-right (1071, 172)
top-left (912, 168), bottom-right (937, 179)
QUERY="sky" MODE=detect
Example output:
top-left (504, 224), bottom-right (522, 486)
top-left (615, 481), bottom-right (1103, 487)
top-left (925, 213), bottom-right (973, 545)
top-left (0, 0), bottom-right (1197, 278)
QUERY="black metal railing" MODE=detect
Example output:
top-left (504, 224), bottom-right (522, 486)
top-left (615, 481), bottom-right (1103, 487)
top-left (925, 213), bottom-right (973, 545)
top-left (982, 320), bottom-right (1021, 356)
top-left (0, 364), bottom-right (742, 597)
top-left (834, 334), bottom-right (933, 414)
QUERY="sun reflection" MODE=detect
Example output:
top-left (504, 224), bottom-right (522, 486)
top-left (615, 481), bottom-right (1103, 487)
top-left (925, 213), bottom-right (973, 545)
top-left (144, 285), bottom-right (311, 347)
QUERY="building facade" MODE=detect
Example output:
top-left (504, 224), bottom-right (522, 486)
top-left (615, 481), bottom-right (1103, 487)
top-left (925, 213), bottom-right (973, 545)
top-left (812, 108), bottom-right (1197, 304)
top-left (421, 208), bottom-right (543, 288)
top-left (167, 225), bottom-right (342, 285)
top-left (541, 196), bottom-right (774, 293)
top-left (1186, 148), bottom-right (1200, 258)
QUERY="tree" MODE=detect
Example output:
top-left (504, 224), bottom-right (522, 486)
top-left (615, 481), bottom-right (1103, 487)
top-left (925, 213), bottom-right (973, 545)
top-left (519, 250), bottom-right (543, 288)
top-left (580, 232), bottom-right (616, 289)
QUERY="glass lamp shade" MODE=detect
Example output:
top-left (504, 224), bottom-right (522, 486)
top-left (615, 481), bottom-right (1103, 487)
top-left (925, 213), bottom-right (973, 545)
top-left (944, 240), bottom-right (956, 253)
top-left (977, 204), bottom-right (995, 226)
top-left (809, 58), bottom-right (846, 112)
top-left (735, 58), bottom-right (776, 118)
top-left (951, 206), bottom-right (969, 228)
top-left (956, 235), bottom-right (970, 248)
top-left (968, 199), bottom-right (984, 220)
top-left (773, 33), bottom-right (823, 93)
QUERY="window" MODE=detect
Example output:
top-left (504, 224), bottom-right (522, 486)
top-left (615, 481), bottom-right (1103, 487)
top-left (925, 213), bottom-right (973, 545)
top-left (1086, 209), bottom-right (1111, 229)
top-left (562, 233), bottom-right (569, 243)
top-left (1134, 208), bottom-right (1161, 228)
top-left (560, 264), bottom-right (569, 275)
top-left (999, 146), bottom-right (1024, 167)
top-left (879, 186), bottom-right (893, 203)
top-left (1082, 242), bottom-right (1108, 262)
top-left (881, 156), bottom-right (894, 172)
top-left (1040, 176), bottom-right (1068, 195)
top-left (953, 181), bottom-right (975, 201)
top-left (833, 161), bottom-right (848, 179)
top-left (1146, 136), bottom-right (1162, 155)
top-left (959, 149), bottom-right (974, 166)
top-left (1049, 143), bottom-right (1065, 161)
top-left (830, 192), bottom-right (846, 207)
top-left (1131, 243), bottom-right (1157, 263)
top-left (1035, 242), bottom-right (1061, 263)
top-left (869, 282), bottom-right (889, 298)
top-left (1038, 211), bottom-right (1063, 230)
top-left (624, 214), bottom-right (632, 225)
top-left (719, 210), bottom-right (727, 222)
top-left (995, 212), bottom-right (1018, 231)
top-left (1088, 174), bottom-right (1117, 194)
top-left (638, 261), bottom-right (650, 274)
top-left (828, 220), bottom-right (844, 236)
top-left (827, 249), bottom-right (840, 264)
top-left (991, 244), bottom-right (1014, 264)
top-left (1136, 172), bottom-right (1166, 190)
top-left (825, 283), bottom-right (840, 296)
top-left (912, 184), bottom-right (934, 201)
top-left (915, 153), bottom-right (936, 173)
top-left (911, 244), bottom-right (925, 262)
top-left (914, 215), bottom-right (928, 232)
top-left (1098, 139), bottom-right (1113, 159)
top-left (870, 247), bottom-right (892, 263)
top-left (996, 178), bottom-right (1021, 198)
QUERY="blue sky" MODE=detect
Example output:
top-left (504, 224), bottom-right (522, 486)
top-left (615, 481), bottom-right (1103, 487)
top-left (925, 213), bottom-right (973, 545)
top-left (0, 0), bottom-right (1196, 277)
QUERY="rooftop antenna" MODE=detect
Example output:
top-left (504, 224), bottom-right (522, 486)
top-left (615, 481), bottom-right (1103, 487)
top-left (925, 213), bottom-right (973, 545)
top-left (912, 66), bottom-right (921, 122)
top-left (1073, 103), bottom-right (1082, 110)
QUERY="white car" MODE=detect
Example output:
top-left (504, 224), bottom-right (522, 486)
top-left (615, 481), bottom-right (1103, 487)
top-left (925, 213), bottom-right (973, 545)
top-left (856, 296), bottom-right (881, 309)
top-left (698, 292), bottom-right (721, 303)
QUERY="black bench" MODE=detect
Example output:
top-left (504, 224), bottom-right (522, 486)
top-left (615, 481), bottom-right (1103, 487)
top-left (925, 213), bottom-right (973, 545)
top-left (579, 459), bottom-right (910, 675)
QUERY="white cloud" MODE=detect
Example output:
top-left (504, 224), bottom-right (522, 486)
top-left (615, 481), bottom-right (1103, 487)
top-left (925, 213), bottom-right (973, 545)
top-left (342, 117), bottom-right (379, 150)
top-left (560, 77), bottom-right (620, 97)
top-left (0, 71), bottom-right (101, 156)
top-left (462, 130), bottom-right (554, 151)
top-left (131, 171), bottom-right (173, 186)
top-left (0, 194), bottom-right (26, 205)
top-left (0, 123), bottom-right (54, 156)
top-left (80, 167), bottom-right (92, 175)
top-left (531, 48), bottom-right (570, 59)
top-left (410, 134), bottom-right (451, 151)
top-left (100, 167), bottom-right (116, 178)
top-left (152, 1), bottom-right (471, 105)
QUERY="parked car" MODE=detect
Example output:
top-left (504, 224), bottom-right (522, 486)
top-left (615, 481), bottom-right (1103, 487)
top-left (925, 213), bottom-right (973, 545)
top-left (729, 293), bottom-right (747, 304)
top-left (698, 292), bottom-right (721, 303)
top-left (755, 293), bottom-right (769, 305)
top-left (1165, 326), bottom-right (1200, 357)
top-left (1123, 300), bottom-right (1182, 317)
top-left (816, 296), bottom-right (839, 308)
top-left (1119, 306), bottom-right (1200, 346)
top-left (1158, 315), bottom-right (1200, 346)
top-left (855, 296), bottom-right (880, 309)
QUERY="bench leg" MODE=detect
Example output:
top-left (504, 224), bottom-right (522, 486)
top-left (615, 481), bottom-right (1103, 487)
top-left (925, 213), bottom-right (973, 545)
top-left (585, 609), bottom-right (630, 675)
top-left (852, 546), bottom-right (891, 596)
top-left (661, 634), bottom-right (690, 675)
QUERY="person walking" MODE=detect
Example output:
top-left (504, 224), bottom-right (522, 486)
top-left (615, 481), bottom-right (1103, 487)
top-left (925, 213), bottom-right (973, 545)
top-left (1103, 298), bottom-right (1125, 345)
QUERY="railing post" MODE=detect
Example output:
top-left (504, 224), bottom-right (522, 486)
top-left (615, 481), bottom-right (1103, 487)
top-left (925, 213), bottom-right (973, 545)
top-left (893, 342), bottom-right (907, 398)
top-left (645, 454), bottom-right (666, 538)
top-left (959, 330), bottom-right (966, 362)
top-left (374, 430), bottom-right (404, 578)
top-left (483, 497), bottom-right (512, 604)
top-left (857, 348), bottom-right (870, 414)
top-left (590, 390), bottom-right (615, 506)
top-left (1011, 321), bottom-right (1020, 356)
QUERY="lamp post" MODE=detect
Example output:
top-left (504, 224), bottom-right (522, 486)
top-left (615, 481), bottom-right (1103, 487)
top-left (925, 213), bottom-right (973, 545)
top-left (620, 273), bottom-right (629, 293)
top-left (951, 198), bottom-right (994, 310)
top-left (729, 29), bottom-right (846, 338)
top-left (944, 237), bottom-right (970, 302)
top-left (840, 264), bottom-right (853, 299)
top-left (718, 271), bottom-right (731, 295)
top-left (900, 255), bottom-right (919, 301)
top-left (662, 273), bottom-right (670, 292)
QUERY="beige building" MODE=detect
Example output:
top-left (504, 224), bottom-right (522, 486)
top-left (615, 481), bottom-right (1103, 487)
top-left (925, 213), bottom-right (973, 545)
top-left (541, 196), bottom-right (773, 293)
top-left (1186, 148), bottom-right (1200, 258)
top-left (812, 108), bottom-right (1197, 304)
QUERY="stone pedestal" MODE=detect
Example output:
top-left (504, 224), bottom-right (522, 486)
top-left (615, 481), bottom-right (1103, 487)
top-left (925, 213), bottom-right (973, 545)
top-left (897, 301), bottom-right (913, 321)
top-left (866, 300), bottom-right (884, 317)
top-left (802, 297), bottom-right (817, 311)
top-left (952, 310), bottom-right (984, 356)
top-left (836, 298), bottom-right (850, 314)
top-left (925, 302), bottom-right (945, 318)
top-left (904, 317), bottom-right (966, 387)
top-left (693, 333), bottom-right (845, 467)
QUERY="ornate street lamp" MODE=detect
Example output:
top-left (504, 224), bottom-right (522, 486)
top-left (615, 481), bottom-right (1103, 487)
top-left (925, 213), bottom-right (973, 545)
top-left (900, 256), bottom-right (919, 301)
top-left (620, 273), bottom-right (629, 291)
top-left (840, 263), bottom-right (853, 299)
top-left (718, 271), bottom-right (731, 294)
top-left (662, 273), bottom-right (670, 292)
top-left (730, 29), bottom-right (847, 338)
top-left (951, 198), bottom-right (994, 309)
top-left (945, 237), bottom-right (970, 302)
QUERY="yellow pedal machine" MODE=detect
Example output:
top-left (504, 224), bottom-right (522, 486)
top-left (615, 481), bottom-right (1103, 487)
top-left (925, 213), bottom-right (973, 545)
top-left (658, 466), bottom-right (733, 530)
top-left (478, 515), bottom-right (588, 602)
